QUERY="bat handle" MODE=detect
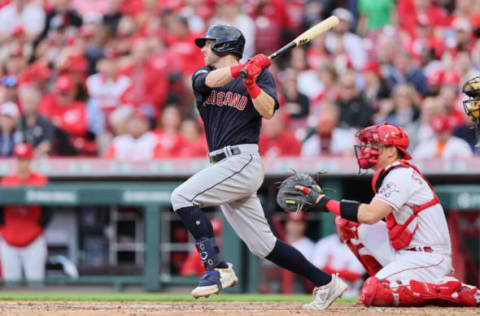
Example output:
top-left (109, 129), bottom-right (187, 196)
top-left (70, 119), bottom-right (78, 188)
top-left (240, 69), bottom-right (248, 79)
top-left (240, 55), bottom-right (274, 79)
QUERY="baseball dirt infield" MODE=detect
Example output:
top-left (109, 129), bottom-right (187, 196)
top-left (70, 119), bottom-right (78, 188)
top-left (0, 301), bottom-right (475, 316)
top-left (0, 292), bottom-right (475, 315)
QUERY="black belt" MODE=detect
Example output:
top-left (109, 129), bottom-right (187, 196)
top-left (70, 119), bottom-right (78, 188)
top-left (209, 146), bottom-right (241, 163)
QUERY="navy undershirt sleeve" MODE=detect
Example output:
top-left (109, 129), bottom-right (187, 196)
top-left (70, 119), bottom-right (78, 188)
top-left (192, 68), bottom-right (211, 94)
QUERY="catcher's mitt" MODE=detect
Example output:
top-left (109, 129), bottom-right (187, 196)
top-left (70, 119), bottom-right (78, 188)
top-left (276, 172), bottom-right (324, 212)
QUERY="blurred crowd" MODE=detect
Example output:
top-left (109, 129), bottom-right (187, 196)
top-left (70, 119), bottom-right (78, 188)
top-left (0, 0), bottom-right (480, 160)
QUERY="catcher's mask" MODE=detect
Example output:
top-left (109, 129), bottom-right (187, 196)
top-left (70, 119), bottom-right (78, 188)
top-left (462, 76), bottom-right (480, 145)
top-left (354, 122), bottom-right (411, 169)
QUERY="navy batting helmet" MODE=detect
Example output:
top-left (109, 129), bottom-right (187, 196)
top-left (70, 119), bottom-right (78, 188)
top-left (195, 25), bottom-right (245, 59)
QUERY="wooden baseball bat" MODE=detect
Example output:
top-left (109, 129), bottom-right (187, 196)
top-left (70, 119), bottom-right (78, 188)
top-left (240, 16), bottom-right (339, 78)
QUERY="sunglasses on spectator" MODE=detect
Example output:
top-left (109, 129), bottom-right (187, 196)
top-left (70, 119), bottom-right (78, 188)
top-left (1, 76), bottom-right (18, 87)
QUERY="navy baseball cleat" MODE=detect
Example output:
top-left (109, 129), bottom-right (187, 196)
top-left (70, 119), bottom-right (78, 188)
top-left (191, 262), bottom-right (238, 299)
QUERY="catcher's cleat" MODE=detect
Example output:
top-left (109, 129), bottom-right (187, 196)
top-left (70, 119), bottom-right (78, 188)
top-left (302, 273), bottom-right (348, 310)
top-left (191, 262), bottom-right (238, 299)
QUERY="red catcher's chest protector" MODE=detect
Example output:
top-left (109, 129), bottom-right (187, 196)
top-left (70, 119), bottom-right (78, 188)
top-left (372, 161), bottom-right (440, 250)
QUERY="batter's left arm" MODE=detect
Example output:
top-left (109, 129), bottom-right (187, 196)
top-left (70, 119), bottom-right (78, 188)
top-left (252, 91), bottom-right (275, 119)
top-left (247, 70), bottom-right (279, 119)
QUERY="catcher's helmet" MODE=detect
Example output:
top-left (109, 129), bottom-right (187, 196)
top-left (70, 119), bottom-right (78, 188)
top-left (195, 24), bottom-right (245, 59)
top-left (462, 76), bottom-right (480, 123)
top-left (355, 122), bottom-right (411, 169)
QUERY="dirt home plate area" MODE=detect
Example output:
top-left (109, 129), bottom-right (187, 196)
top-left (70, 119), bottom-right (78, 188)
top-left (0, 302), bottom-right (476, 316)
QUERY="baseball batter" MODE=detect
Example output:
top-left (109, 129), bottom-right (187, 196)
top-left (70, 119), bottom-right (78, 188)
top-left (291, 122), bottom-right (480, 307)
top-left (170, 24), bottom-right (347, 310)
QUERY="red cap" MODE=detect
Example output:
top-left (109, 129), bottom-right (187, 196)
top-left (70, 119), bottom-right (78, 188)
top-left (430, 114), bottom-right (452, 132)
top-left (287, 212), bottom-right (307, 222)
top-left (211, 218), bottom-right (223, 234)
top-left (363, 61), bottom-right (381, 76)
top-left (24, 62), bottom-right (52, 82)
top-left (55, 75), bottom-right (75, 93)
top-left (13, 143), bottom-right (34, 159)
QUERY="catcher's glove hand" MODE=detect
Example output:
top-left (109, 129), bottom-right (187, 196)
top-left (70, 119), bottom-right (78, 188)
top-left (276, 172), bottom-right (324, 212)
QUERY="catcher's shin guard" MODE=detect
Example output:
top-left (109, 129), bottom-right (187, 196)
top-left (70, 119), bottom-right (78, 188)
top-left (360, 276), bottom-right (480, 307)
top-left (360, 277), bottom-right (424, 307)
top-left (335, 216), bottom-right (382, 276)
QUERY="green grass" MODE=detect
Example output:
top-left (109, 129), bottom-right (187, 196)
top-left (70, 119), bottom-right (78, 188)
top-left (0, 292), bottom-right (357, 303)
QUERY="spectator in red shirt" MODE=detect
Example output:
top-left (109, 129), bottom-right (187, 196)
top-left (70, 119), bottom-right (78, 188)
top-left (397, 0), bottom-right (449, 38)
top-left (164, 15), bottom-right (203, 76)
top-left (247, 0), bottom-right (288, 56)
top-left (437, 84), bottom-right (465, 129)
top-left (40, 75), bottom-right (85, 134)
top-left (21, 61), bottom-right (51, 91)
top-left (180, 218), bottom-right (223, 277)
top-left (120, 37), bottom-right (168, 119)
top-left (0, 143), bottom-right (51, 283)
top-left (178, 119), bottom-right (208, 158)
top-left (40, 75), bottom-right (104, 155)
top-left (259, 109), bottom-right (301, 158)
top-left (306, 35), bottom-right (330, 72)
top-left (154, 105), bottom-right (184, 157)
top-left (362, 61), bottom-right (391, 109)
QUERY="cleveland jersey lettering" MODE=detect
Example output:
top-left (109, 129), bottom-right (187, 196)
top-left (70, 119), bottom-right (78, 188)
top-left (203, 90), bottom-right (248, 111)
top-left (192, 66), bottom-right (279, 151)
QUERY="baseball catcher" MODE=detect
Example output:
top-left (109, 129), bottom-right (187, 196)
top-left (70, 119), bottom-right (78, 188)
top-left (462, 76), bottom-right (480, 146)
top-left (277, 122), bottom-right (480, 307)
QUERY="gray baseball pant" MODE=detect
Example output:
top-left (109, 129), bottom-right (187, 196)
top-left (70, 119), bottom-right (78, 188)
top-left (171, 144), bottom-right (277, 258)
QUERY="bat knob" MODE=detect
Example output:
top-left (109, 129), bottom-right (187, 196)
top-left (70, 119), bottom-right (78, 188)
top-left (240, 69), bottom-right (248, 79)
